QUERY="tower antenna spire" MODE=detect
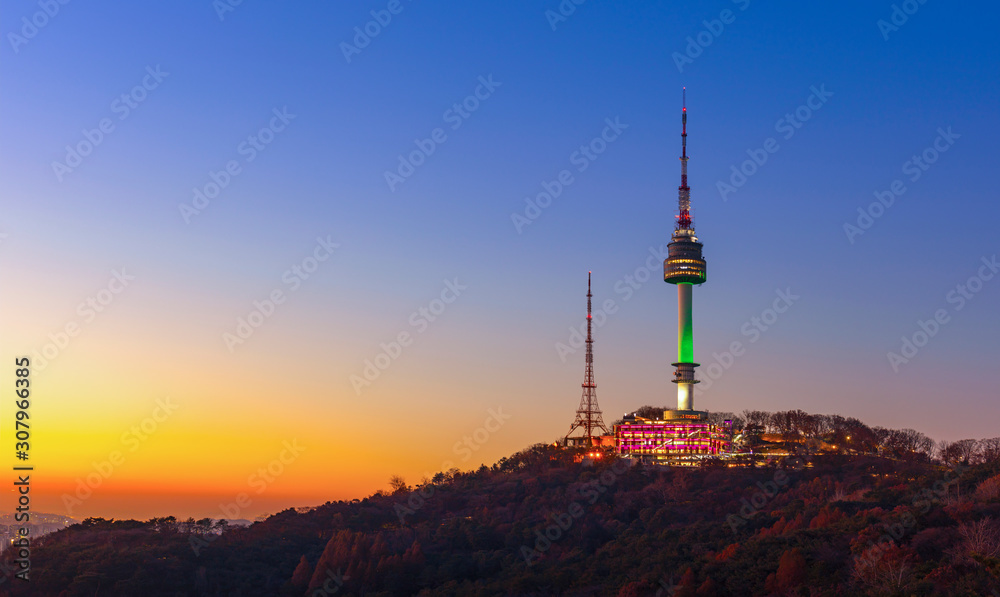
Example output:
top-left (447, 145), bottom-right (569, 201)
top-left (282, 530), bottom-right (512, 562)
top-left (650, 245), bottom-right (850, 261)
top-left (565, 271), bottom-right (610, 445)
top-left (677, 87), bottom-right (692, 230)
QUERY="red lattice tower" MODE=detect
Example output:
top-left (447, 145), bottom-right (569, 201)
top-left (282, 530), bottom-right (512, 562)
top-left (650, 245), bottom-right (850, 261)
top-left (566, 272), bottom-right (610, 442)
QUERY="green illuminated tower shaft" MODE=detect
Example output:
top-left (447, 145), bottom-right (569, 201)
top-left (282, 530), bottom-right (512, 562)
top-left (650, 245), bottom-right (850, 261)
top-left (674, 283), bottom-right (697, 410)
top-left (663, 90), bottom-right (706, 413)
top-left (678, 283), bottom-right (694, 363)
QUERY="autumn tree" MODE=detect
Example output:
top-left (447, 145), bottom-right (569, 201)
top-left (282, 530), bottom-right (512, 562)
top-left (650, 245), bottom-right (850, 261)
top-left (976, 473), bottom-right (1000, 501)
top-left (952, 438), bottom-right (981, 465)
top-left (741, 410), bottom-right (769, 431)
top-left (290, 555), bottom-right (312, 592)
top-left (774, 547), bottom-right (806, 592)
top-left (852, 543), bottom-right (915, 594)
top-left (980, 437), bottom-right (1000, 463)
top-left (958, 517), bottom-right (1000, 560)
top-left (389, 474), bottom-right (409, 494)
top-left (674, 567), bottom-right (697, 597)
top-left (695, 577), bottom-right (719, 596)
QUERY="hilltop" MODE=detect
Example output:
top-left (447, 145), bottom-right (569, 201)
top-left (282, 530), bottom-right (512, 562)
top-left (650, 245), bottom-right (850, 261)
top-left (3, 411), bottom-right (999, 596)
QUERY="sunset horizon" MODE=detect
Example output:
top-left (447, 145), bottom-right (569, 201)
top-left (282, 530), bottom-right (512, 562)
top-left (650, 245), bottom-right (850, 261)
top-left (2, 1), bottom-right (998, 593)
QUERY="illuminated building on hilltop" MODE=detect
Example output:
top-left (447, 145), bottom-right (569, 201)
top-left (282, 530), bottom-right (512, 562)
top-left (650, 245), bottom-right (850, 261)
top-left (614, 413), bottom-right (732, 463)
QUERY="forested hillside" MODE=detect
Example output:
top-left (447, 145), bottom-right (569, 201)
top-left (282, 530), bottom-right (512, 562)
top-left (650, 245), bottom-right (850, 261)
top-left (4, 411), bottom-right (999, 596)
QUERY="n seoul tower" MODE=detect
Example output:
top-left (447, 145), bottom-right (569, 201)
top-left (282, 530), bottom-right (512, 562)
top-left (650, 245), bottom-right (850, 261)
top-left (664, 89), bottom-right (707, 414)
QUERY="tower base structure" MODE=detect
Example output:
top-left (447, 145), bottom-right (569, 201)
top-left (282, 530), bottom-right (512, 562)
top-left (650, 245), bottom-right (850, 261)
top-left (672, 361), bottom-right (699, 411)
top-left (564, 435), bottom-right (614, 448)
top-left (663, 409), bottom-right (708, 421)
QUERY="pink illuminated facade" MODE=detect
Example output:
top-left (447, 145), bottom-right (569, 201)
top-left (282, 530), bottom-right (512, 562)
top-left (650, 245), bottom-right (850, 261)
top-left (614, 413), bottom-right (732, 463)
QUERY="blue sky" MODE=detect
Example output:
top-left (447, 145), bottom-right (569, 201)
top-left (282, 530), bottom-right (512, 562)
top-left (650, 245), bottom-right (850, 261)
top-left (2, 0), bottom-right (999, 516)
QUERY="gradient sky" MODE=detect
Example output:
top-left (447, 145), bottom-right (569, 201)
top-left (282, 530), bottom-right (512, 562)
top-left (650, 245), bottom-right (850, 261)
top-left (1, 1), bottom-right (998, 520)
